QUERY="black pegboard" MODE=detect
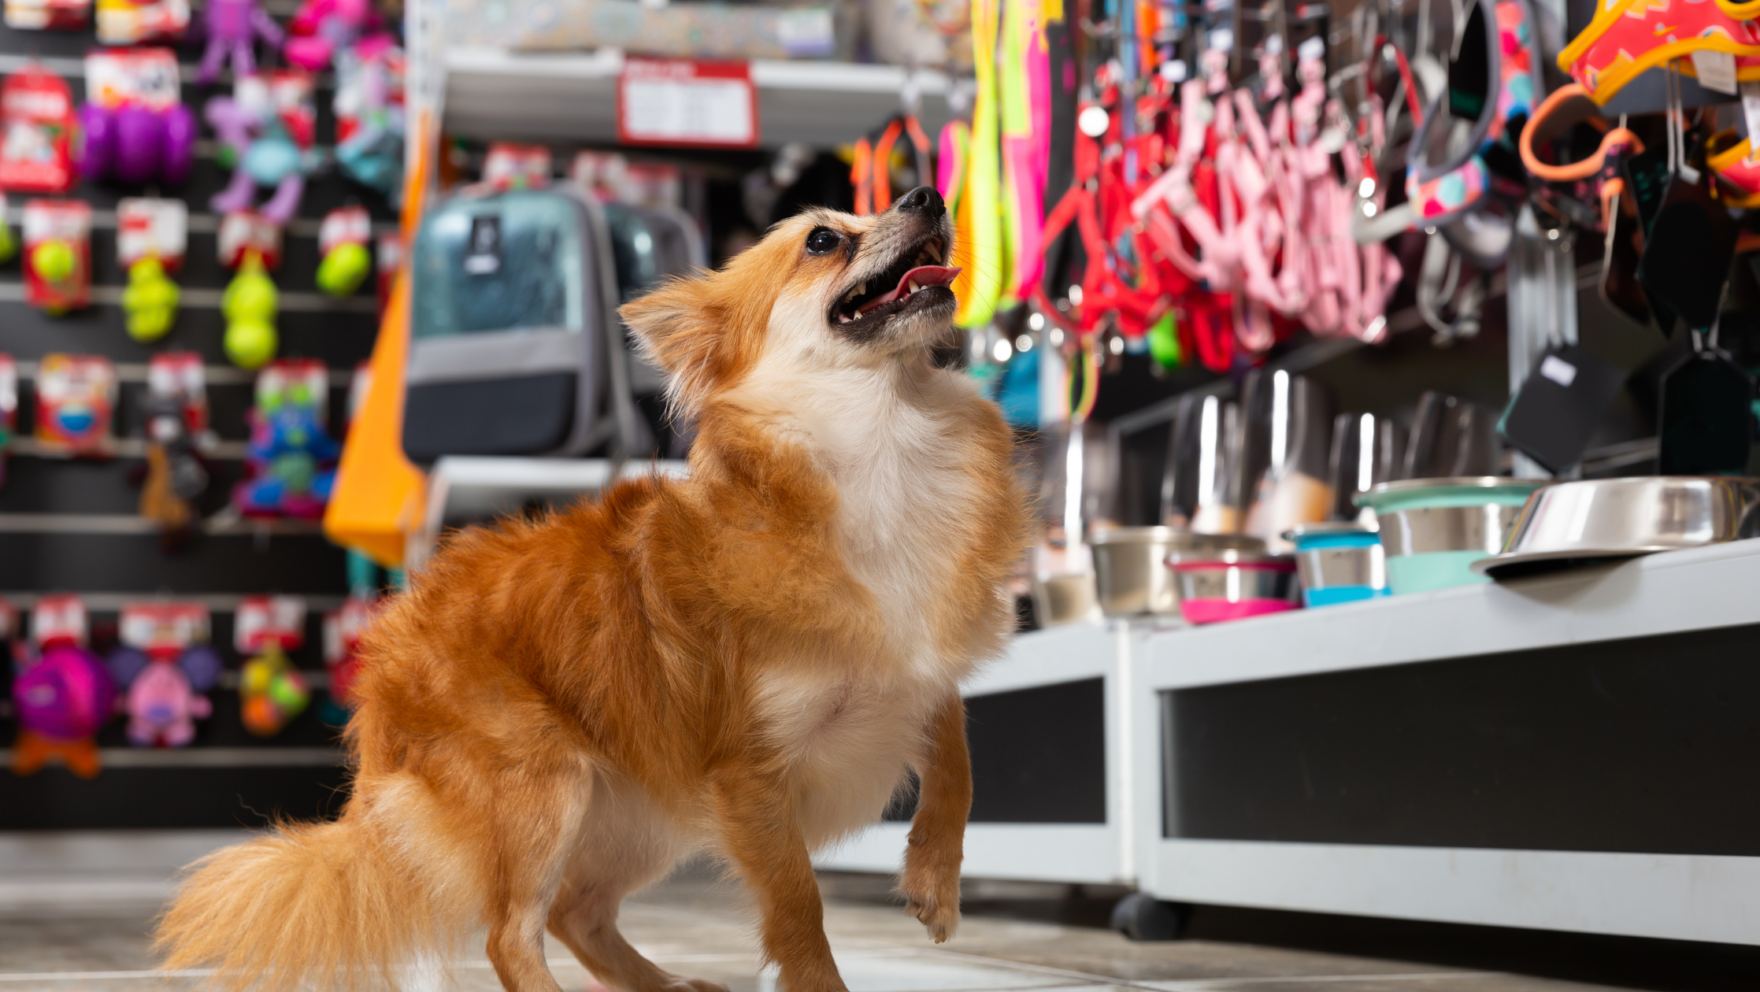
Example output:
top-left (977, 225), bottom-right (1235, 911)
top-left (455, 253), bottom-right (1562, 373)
top-left (0, 13), bottom-right (394, 822)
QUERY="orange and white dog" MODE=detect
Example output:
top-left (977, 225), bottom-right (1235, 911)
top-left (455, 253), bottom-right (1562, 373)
top-left (157, 186), bottom-right (1027, 992)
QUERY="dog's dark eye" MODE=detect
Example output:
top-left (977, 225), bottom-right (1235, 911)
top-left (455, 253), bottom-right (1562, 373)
top-left (805, 227), bottom-right (842, 254)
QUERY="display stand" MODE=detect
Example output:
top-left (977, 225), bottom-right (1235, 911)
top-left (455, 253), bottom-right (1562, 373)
top-left (1129, 540), bottom-right (1760, 945)
top-left (816, 622), bottom-right (1138, 885)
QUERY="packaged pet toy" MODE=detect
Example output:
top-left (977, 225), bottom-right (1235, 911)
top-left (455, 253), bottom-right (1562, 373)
top-left (315, 206), bottom-right (371, 297)
top-left (222, 252), bottom-right (278, 368)
top-left (0, 68), bottom-right (77, 193)
top-left (23, 199), bottom-right (91, 314)
top-left (0, 354), bottom-right (14, 487)
top-left (4, 0), bottom-right (89, 31)
top-left (235, 595), bottom-right (309, 736)
top-left (284, 0), bottom-right (382, 72)
top-left (233, 359), bottom-right (338, 517)
top-left (207, 71), bottom-right (319, 226)
top-left (117, 198), bottom-right (186, 342)
top-left (198, 0), bottom-right (284, 83)
top-left (111, 602), bottom-right (219, 747)
top-left (80, 49), bottom-right (196, 188)
top-left (333, 39), bottom-right (404, 206)
top-left (96, 0), bottom-right (188, 43)
top-left (319, 589), bottom-right (377, 723)
top-left (137, 353), bottom-right (210, 546)
top-left (34, 353), bottom-right (115, 456)
top-left (12, 595), bottom-right (115, 778)
top-left (482, 142), bottom-right (552, 189)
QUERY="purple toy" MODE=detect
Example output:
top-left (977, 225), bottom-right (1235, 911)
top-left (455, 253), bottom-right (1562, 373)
top-left (79, 101), bottom-right (196, 186)
top-left (206, 93), bottom-right (313, 225)
top-left (14, 644), bottom-right (116, 743)
top-left (199, 0), bottom-right (285, 84)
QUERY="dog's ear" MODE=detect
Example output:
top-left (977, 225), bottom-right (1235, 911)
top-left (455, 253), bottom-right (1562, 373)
top-left (620, 274), bottom-right (729, 413)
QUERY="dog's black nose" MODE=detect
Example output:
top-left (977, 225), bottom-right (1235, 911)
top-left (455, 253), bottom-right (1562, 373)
top-left (895, 185), bottom-right (945, 219)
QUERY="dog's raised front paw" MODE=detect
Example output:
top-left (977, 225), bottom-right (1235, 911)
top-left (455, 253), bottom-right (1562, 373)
top-left (899, 868), bottom-right (960, 943)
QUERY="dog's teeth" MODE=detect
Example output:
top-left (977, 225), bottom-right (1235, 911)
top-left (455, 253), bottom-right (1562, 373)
top-left (854, 309), bottom-right (863, 319)
top-left (909, 281), bottom-right (921, 293)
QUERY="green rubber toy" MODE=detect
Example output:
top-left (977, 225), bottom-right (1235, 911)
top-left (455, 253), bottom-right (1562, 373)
top-left (31, 240), bottom-right (74, 283)
top-left (122, 258), bottom-right (180, 343)
top-left (223, 253), bottom-right (279, 369)
top-left (0, 223), bottom-right (17, 265)
top-left (315, 242), bottom-right (371, 297)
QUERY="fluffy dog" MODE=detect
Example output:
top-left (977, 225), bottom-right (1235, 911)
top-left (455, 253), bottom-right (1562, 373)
top-left (156, 185), bottom-right (1027, 992)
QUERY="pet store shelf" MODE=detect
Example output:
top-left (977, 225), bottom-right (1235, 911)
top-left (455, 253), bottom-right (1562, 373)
top-left (0, 591), bottom-right (347, 611)
top-left (0, 513), bottom-right (324, 536)
top-left (0, 282), bottom-right (377, 314)
top-left (440, 47), bottom-right (956, 147)
top-left (12, 360), bottom-right (356, 388)
top-left (1140, 539), bottom-right (1760, 690)
top-left (8, 438), bottom-right (251, 460)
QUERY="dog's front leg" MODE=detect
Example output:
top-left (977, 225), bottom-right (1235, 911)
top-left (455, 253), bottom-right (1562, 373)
top-left (710, 764), bottom-right (847, 992)
top-left (900, 694), bottom-right (969, 943)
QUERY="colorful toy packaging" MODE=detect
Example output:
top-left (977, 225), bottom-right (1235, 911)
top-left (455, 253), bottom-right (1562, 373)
top-left (95, 0), bottom-right (188, 43)
top-left (316, 206), bottom-right (371, 297)
top-left (81, 48), bottom-right (196, 188)
top-left (34, 353), bottom-right (115, 455)
top-left (12, 595), bottom-right (115, 778)
top-left (23, 199), bottom-right (92, 313)
top-left (117, 198), bottom-right (186, 342)
top-left (137, 353), bottom-right (209, 545)
top-left (0, 68), bottom-right (77, 193)
top-left (233, 359), bottom-right (338, 517)
top-left (483, 143), bottom-right (552, 190)
top-left (0, 354), bottom-right (14, 487)
top-left (234, 595), bottom-right (309, 736)
top-left (110, 602), bottom-right (220, 747)
top-left (4, 0), bottom-right (90, 32)
top-left (333, 39), bottom-right (404, 205)
top-left (207, 71), bottom-right (318, 226)
top-left (285, 0), bottom-right (382, 72)
top-left (320, 592), bottom-right (376, 722)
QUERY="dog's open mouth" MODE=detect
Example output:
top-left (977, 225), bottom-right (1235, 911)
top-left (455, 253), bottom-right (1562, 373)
top-left (832, 236), bottom-right (958, 327)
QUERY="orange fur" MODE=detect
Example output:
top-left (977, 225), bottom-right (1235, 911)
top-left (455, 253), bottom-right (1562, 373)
top-left (155, 191), bottom-right (1026, 992)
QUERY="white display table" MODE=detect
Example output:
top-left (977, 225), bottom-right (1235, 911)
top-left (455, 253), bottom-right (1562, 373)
top-left (816, 622), bottom-right (1137, 885)
top-left (1130, 540), bottom-right (1760, 945)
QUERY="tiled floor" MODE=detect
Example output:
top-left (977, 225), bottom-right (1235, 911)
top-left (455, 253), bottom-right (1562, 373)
top-left (0, 865), bottom-right (1751, 992)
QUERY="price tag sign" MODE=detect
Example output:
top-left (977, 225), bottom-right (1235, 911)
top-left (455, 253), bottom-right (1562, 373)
top-left (618, 58), bottom-right (758, 149)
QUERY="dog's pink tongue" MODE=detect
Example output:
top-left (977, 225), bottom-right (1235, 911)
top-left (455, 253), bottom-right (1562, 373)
top-left (873, 265), bottom-right (962, 305)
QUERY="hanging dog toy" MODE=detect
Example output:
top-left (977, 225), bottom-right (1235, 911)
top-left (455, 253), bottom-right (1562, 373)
top-left (197, 0), bottom-right (284, 84)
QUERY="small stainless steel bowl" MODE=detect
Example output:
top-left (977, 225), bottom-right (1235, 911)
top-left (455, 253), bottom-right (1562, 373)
top-left (1283, 521), bottom-right (1388, 606)
top-left (1090, 527), bottom-right (1263, 618)
top-left (1166, 550), bottom-right (1300, 624)
top-left (1472, 476), bottom-right (1760, 579)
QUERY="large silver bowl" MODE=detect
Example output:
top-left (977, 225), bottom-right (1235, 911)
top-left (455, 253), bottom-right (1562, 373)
top-left (1472, 477), bottom-right (1760, 579)
top-left (1090, 527), bottom-right (1263, 617)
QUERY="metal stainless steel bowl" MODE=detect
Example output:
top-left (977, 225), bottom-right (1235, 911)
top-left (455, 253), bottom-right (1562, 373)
top-left (1472, 476), bottom-right (1760, 579)
top-left (1357, 477), bottom-right (1548, 593)
top-left (1090, 527), bottom-right (1263, 617)
top-left (1283, 521), bottom-right (1389, 606)
top-left (1166, 549), bottom-right (1300, 624)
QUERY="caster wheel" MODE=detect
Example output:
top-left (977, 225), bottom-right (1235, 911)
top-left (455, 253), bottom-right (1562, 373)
top-left (1110, 892), bottom-right (1191, 941)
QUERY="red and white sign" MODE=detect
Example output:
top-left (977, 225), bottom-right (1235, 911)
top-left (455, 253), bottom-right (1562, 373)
top-left (147, 351), bottom-right (207, 434)
top-left (618, 59), bottom-right (757, 149)
top-left (85, 47), bottom-right (181, 111)
top-left (218, 210), bottom-right (282, 270)
top-left (117, 197), bottom-right (187, 269)
top-left (482, 142), bottom-right (551, 190)
top-left (32, 594), bottom-right (87, 648)
top-left (0, 67), bottom-right (76, 193)
top-left (120, 602), bottom-right (209, 660)
top-left (234, 595), bottom-right (306, 653)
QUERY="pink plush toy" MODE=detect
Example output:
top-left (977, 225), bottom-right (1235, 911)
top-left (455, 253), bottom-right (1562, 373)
top-left (108, 642), bottom-right (221, 748)
top-left (283, 0), bottom-right (380, 72)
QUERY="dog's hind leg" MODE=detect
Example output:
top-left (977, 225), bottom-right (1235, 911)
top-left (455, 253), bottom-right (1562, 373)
top-left (548, 881), bottom-right (730, 992)
top-left (479, 755), bottom-right (596, 992)
top-left (548, 778), bottom-right (730, 992)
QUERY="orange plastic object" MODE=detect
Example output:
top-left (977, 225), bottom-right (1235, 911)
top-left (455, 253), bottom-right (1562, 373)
top-left (321, 111), bottom-right (433, 567)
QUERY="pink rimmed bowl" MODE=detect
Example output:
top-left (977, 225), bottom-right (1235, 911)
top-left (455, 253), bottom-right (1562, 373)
top-left (1166, 551), bottom-right (1301, 625)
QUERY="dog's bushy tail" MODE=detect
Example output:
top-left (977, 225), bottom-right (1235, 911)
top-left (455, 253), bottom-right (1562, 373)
top-left (155, 814), bottom-right (469, 992)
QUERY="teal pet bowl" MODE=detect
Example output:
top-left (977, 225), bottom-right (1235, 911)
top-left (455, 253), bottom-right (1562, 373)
top-left (1357, 478), bottom-right (1548, 594)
